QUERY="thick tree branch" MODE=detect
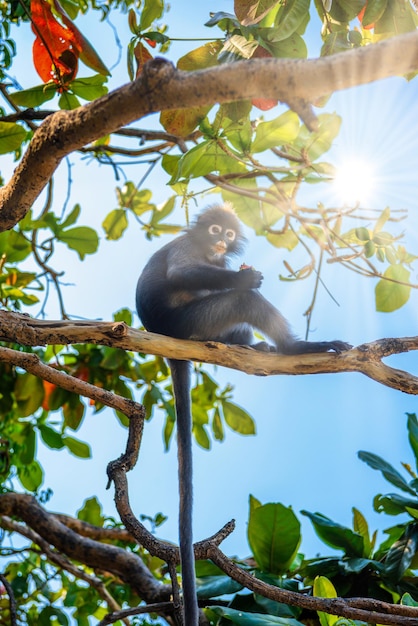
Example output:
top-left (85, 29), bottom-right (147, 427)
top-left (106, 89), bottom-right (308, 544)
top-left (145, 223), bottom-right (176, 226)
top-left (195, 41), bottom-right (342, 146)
top-left (1, 516), bottom-right (129, 623)
top-left (2, 30), bottom-right (418, 231)
top-left (0, 493), bottom-right (169, 602)
top-left (0, 311), bottom-right (417, 394)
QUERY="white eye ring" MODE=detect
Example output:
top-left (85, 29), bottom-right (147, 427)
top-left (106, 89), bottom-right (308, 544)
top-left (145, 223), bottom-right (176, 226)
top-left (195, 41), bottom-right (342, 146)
top-left (209, 224), bottom-right (222, 235)
top-left (225, 229), bottom-right (236, 241)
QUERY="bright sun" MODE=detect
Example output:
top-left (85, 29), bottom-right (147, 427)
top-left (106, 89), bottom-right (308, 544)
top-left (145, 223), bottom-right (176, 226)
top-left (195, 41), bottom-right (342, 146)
top-left (332, 159), bottom-right (375, 205)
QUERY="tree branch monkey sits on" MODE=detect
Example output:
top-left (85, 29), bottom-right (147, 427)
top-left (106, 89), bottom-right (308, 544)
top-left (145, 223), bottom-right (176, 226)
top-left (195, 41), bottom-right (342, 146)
top-left (136, 203), bottom-right (351, 625)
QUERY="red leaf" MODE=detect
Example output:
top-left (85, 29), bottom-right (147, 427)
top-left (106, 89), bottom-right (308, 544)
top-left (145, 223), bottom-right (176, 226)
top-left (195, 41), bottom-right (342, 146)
top-left (144, 37), bottom-right (157, 48)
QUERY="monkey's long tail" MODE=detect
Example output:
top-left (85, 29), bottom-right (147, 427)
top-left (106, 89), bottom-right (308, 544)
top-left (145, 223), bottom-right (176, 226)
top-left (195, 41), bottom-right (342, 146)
top-left (169, 359), bottom-right (199, 626)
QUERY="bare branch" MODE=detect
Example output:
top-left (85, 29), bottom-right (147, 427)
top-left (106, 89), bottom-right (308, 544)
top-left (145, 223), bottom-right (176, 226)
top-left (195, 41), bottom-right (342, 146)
top-left (0, 311), bottom-right (417, 394)
top-left (2, 30), bottom-right (418, 230)
top-left (208, 546), bottom-right (418, 626)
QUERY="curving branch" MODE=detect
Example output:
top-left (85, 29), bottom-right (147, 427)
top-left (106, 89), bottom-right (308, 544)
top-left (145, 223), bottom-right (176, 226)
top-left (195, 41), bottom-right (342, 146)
top-left (0, 311), bottom-right (417, 394)
top-left (2, 29), bottom-right (418, 231)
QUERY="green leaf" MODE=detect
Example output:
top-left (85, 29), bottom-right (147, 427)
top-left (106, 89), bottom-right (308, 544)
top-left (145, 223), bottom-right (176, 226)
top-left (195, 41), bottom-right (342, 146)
top-left (352, 507), bottom-right (371, 556)
top-left (139, 0), bottom-right (164, 30)
top-left (170, 140), bottom-right (245, 183)
top-left (69, 75), bottom-right (108, 101)
top-left (374, 493), bottom-right (418, 516)
top-left (301, 511), bottom-right (364, 556)
top-left (58, 91), bottom-right (81, 110)
top-left (313, 576), bottom-right (338, 626)
top-left (248, 502), bottom-right (301, 574)
top-left (39, 425), bottom-right (64, 450)
top-left (61, 204), bottom-right (81, 229)
top-left (63, 395), bottom-right (85, 430)
top-left (18, 424), bottom-right (36, 464)
top-left (407, 414), bottom-right (418, 473)
top-left (193, 424), bottom-right (211, 449)
top-left (59, 226), bottom-right (99, 260)
top-left (102, 209), bottom-right (128, 240)
top-left (77, 496), bottom-right (104, 527)
top-left (196, 575), bottom-right (242, 598)
top-left (260, 32), bottom-right (307, 59)
top-left (9, 83), bottom-right (58, 107)
top-left (63, 435), bottom-right (91, 458)
top-left (210, 605), bottom-right (303, 625)
top-left (272, 0), bottom-right (310, 41)
top-left (401, 593), bottom-right (418, 607)
top-left (295, 113), bottom-right (341, 162)
top-left (358, 450), bottom-right (416, 495)
top-left (383, 524), bottom-right (418, 581)
top-left (252, 111), bottom-right (299, 152)
top-left (222, 400), bottom-right (256, 435)
top-left (235, 0), bottom-right (282, 26)
top-left (17, 460), bottom-right (44, 492)
top-left (375, 264), bottom-right (411, 312)
top-left (212, 407), bottom-right (224, 441)
top-left (113, 307), bottom-right (133, 326)
top-left (177, 41), bottom-right (222, 70)
top-left (15, 373), bottom-right (44, 417)
top-left (0, 122), bottom-right (26, 154)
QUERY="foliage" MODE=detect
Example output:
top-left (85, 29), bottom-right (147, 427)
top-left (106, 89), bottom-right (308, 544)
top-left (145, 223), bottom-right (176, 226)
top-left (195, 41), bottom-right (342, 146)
top-left (1, 0), bottom-right (418, 624)
top-left (3, 416), bottom-right (418, 624)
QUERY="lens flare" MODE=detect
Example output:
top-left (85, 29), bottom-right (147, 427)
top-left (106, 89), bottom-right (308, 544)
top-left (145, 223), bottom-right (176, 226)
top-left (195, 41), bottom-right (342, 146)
top-left (332, 159), bottom-right (375, 205)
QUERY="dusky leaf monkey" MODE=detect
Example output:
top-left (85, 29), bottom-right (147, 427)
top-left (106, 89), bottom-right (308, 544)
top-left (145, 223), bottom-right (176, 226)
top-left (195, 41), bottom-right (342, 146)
top-left (136, 204), bottom-right (351, 625)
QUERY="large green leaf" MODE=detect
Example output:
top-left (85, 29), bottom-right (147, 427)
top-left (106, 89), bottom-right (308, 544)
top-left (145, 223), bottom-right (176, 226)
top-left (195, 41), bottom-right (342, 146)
top-left (248, 502), bottom-right (301, 574)
top-left (301, 511), bottom-right (364, 556)
top-left (358, 450), bottom-right (416, 495)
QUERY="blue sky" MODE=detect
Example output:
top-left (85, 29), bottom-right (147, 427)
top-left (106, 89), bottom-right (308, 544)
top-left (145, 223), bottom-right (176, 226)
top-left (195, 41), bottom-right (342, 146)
top-left (3, 1), bottom-right (418, 562)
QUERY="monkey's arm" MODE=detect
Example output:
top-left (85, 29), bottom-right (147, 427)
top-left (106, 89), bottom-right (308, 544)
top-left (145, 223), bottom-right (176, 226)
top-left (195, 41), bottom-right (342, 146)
top-left (167, 264), bottom-right (263, 291)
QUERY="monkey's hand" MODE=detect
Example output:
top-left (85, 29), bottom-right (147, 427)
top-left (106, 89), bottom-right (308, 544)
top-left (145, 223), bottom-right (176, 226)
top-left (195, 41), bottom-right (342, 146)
top-left (236, 268), bottom-right (264, 289)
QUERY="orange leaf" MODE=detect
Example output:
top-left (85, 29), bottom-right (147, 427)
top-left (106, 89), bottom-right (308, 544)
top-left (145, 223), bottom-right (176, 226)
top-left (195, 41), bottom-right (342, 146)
top-left (133, 41), bottom-right (153, 78)
top-left (42, 380), bottom-right (57, 410)
top-left (31, 0), bottom-right (78, 83)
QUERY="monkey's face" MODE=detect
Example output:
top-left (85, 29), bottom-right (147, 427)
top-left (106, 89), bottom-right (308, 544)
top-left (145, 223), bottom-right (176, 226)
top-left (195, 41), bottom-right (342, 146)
top-left (206, 223), bottom-right (236, 260)
top-left (190, 205), bottom-right (246, 259)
